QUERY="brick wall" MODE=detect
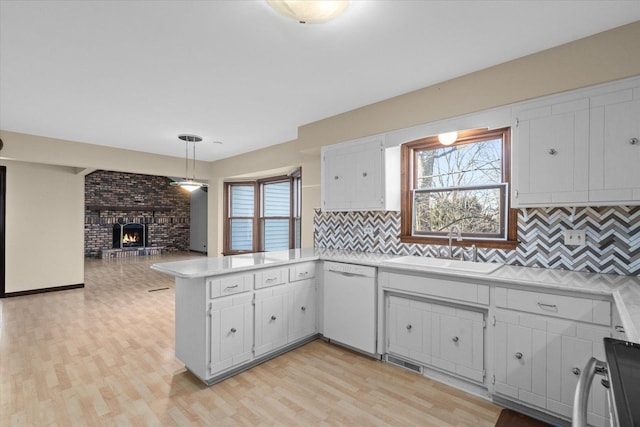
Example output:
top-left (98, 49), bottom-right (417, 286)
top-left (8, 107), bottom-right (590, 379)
top-left (84, 170), bottom-right (191, 258)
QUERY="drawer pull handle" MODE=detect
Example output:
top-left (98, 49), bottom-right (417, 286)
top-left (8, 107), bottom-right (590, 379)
top-left (266, 277), bottom-right (278, 282)
top-left (572, 367), bottom-right (581, 376)
top-left (301, 306), bottom-right (306, 312)
top-left (230, 328), bottom-right (237, 333)
top-left (452, 336), bottom-right (459, 343)
top-left (537, 302), bottom-right (557, 310)
top-left (614, 325), bottom-right (625, 333)
top-left (515, 352), bottom-right (523, 360)
top-left (299, 271), bottom-right (309, 277)
top-left (406, 324), bottom-right (412, 331)
top-left (224, 285), bottom-right (239, 290)
top-left (271, 315), bottom-right (277, 321)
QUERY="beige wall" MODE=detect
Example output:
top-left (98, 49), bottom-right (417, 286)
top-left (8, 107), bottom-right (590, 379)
top-left (0, 160), bottom-right (84, 293)
top-left (207, 21), bottom-right (640, 256)
top-left (1, 21), bottom-right (639, 290)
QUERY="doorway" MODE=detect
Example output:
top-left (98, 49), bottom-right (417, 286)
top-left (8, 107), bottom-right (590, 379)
top-left (1, 166), bottom-right (5, 297)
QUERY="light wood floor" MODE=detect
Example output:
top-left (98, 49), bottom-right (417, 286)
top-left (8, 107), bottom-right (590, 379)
top-left (0, 253), bottom-right (502, 426)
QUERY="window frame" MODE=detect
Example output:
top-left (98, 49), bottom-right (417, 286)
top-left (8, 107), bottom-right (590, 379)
top-left (400, 127), bottom-right (518, 250)
top-left (223, 170), bottom-right (301, 255)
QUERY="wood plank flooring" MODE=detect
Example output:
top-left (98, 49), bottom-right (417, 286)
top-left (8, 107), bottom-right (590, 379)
top-left (0, 253), bottom-right (502, 426)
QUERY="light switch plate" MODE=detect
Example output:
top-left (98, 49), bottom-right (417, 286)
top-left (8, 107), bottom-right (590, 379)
top-left (564, 229), bottom-right (586, 246)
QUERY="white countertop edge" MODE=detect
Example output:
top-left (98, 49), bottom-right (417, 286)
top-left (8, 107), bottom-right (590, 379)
top-left (152, 249), bottom-right (640, 343)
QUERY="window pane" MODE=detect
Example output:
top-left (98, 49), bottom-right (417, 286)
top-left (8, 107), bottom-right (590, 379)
top-left (263, 219), bottom-right (289, 251)
top-left (416, 138), bottom-right (502, 189)
top-left (231, 185), bottom-right (254, 216)
top-left (230, 219), bottom-right (253, 250)
top-left (263, 181), bottom-right (290, 217)
top-left (413, 185), bottom-right (504, 237)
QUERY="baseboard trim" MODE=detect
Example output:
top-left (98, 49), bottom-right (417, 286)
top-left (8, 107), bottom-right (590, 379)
top-left (2, 283), bottom-right (84, 298)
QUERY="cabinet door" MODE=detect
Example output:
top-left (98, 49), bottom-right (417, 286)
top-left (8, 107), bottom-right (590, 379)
top-left (351, 145), bottom-right (383, 210)
top-left (323, 148), bottom-right (353, 211)
top-left (209, 293), bottom-right (253, 375)
top-left (590, 88), bottom-right (640, 203)
top-left (387, 296), bottom-right (432, 365)
top-left (493, 310), bottom-right (547, 409)
top-left (512, 98), bottom-right (589, 206)
top-left (254, 286), bottom-right (288, 356)
top-left (288, 280), bottom-right (317, 343)
top-left (546, 323), bottom-right (610, 427)
top-left (431, 304), bottom-right (485, 383)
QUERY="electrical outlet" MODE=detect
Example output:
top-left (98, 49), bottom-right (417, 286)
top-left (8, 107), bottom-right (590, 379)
top-left (564, 229), bottom-right (586, 246)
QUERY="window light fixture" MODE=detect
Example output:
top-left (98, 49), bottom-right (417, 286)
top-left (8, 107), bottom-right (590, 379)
top-left (438, 131), bottom-right (458, 146)
top-left (267, 0), bottom-right (349, 24)
top-left (171, 134), bottom-right (209, 193)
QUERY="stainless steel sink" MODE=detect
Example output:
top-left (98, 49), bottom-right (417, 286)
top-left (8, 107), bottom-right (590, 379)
top-left (386, 256), bottom-right (502, 274)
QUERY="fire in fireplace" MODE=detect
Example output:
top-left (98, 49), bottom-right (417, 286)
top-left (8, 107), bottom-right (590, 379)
top-left (113, 223), bottom-right (147, 249)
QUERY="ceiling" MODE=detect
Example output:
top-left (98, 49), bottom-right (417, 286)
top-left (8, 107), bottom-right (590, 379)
top-left (1, 1), bottom-right (640, 162)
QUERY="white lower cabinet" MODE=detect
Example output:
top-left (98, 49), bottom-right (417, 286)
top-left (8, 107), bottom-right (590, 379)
top-left (254, 285), bottom-right (289, 357)
top-left (209, 293), bottom-right (253, 375)
top-left (493, 308), bottom-right (611, 427)
top-left (387, 294), bottom-right (485, 383)
top-left (288, 279), bottom-right (317, 343)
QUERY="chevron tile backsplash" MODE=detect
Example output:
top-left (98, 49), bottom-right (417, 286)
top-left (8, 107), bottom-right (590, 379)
top-left (314, 206), bottom-right (640, 276)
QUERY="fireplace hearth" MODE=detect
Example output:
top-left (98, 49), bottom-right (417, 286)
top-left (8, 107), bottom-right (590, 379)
top-left (113, 223), bottom-right (147, 249)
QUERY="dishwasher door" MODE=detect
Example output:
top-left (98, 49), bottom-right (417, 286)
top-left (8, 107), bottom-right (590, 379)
top-left (323, 262), bottom-right (377, 355)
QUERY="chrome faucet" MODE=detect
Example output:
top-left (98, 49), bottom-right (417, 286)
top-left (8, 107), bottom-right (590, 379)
top-left (446, 225), bottom-right (462, 259)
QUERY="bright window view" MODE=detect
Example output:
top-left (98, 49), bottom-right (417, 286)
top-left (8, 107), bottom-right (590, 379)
top-left (401, 128), bottom-right (516, 247)
top-left (224, 171), bottom-right (301, 254)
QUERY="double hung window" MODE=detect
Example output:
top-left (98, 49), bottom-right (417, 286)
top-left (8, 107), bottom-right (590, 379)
top-left (224, 171), bottom-right (301, 254)
top-left (400, 128), bottom-right (517, 249)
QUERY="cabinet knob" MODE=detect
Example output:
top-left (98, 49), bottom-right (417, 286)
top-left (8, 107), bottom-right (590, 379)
top-left (270, 315), bottom-right (277, 321)
top-left (572, 367), bottom-right (581, 376)
top-left (548, 148), bottom-right (558, 155)
top-left (334, 176), bottom-right (339, 180)
top-left (362, 172), bottom-right (368, 177)
top-left (452, 336), bottom-right (459, 343)
top-left (230, 328), bottom-right (237, 333)
top-left (630, 138), bottom-right (639, 145)
top-left (301, 306), bottom-right (306, 312)
top-left (515, 352), bottom-right (523, 360)
top-left (406, 324), bottom-right (412, 331)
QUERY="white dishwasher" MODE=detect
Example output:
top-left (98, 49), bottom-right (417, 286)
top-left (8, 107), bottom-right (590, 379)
top-left (323, 261), bottom-right (377, 355)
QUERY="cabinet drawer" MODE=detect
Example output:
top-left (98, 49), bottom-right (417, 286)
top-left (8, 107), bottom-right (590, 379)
top-left (208, 274), bottom-right (253, 299)
top-left (255, 268), bottom-right (287, 289)
top-left (495, 288), bottom-right (610, 325)
top-left (289, 262), bottom-right (316, 282)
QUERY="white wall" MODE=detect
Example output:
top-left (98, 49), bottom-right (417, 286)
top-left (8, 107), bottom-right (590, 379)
top-left (1, 160), bottom-right (84, 293)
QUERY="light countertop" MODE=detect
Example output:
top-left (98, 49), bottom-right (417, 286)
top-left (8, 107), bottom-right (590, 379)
top-left (152, 248), bottom-right (640, 342)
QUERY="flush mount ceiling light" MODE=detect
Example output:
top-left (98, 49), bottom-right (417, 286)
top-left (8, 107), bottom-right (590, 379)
top-left (171, 134), bottom-right (209, 193)
top-left (267, 0), bottom-right (349, 24)
top-left (438, 131), bottom-right (458, 146)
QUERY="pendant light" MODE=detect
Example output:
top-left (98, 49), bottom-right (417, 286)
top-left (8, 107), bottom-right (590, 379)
top-left (170, 134), bottom-right (208, 192)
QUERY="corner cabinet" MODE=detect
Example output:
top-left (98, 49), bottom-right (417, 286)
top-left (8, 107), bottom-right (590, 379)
top-left (492, 287), bottom-right (612, 427)
top-left (321, 136), bottom-right (400, 211)
top-left (512, 76), bottom-right (640, 207)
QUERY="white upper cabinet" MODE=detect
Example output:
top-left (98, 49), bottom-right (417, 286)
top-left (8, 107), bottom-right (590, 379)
top-left (512, 97), bottom-right (589, 206)
top-left (321, 136), bottom-right (400, 211)
top-left (589, 86), bottom-right (640, 203)
top-left (512, 76), bottom-right (640, 208)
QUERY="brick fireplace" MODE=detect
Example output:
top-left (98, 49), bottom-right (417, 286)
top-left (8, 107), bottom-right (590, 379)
top-left (84, 170), bottom-right (191, 258)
